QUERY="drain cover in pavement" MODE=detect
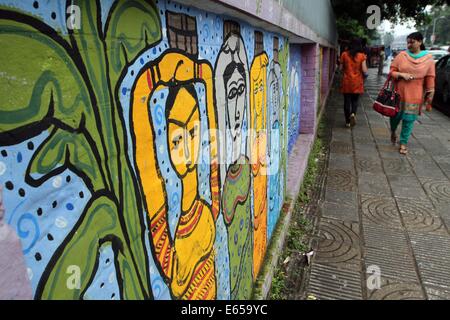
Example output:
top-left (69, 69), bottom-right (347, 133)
top-left (356, 157), bottom-right (383, 173)
top-left (426, 286), bottom-right (450, 300)
top-left (362, 223), bottom-right (410, 252)
top-left (314, 220), bottom-right (361, 269)
top-left (364, 246), bottom-right (419, 283)
top-left (327, 169), bottom-right (356, 192)
top-left (396, 197), bottom-right (446, 234)
top-left (409, 233), bottom-right (450, 290)
top-left (307, 264), bottom-right (363, 300)
top-left (369, 282), bottom-right (424, 300)
top-left (361, 194), bottom-right (402, 229)
top-left (330, 141), bottom-right (353, 154)
top-left (421, 179), bottom-right (450, 205)
top-left (383, 158), bottom-right (414, 175)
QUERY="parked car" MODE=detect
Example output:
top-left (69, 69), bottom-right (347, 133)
top-left (433, 55), bottom-right (450, 110)
top-left (429, 50), bottom-right (449, 62)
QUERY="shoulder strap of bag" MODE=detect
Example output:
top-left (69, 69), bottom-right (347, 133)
top-left (385, 74), bottom-right (398, 91)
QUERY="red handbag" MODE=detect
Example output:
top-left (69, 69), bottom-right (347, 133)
top-left (372, 75), bottom-right (400, 117)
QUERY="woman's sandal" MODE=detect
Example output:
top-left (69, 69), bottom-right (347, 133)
top-left (399, 145), bottom-right (408, 155)
top-left (391, 132), bottom-right (397, 145)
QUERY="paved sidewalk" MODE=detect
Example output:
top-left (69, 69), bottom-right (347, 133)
top-left (304, 69), bottom-right (450, 300)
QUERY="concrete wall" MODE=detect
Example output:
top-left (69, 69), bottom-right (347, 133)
top-left (300, 43), bottom-right (319, 135)
top-left (0, 0), bottom-right (308, 300)
top-left (281, 0), bottom-right (338, 45)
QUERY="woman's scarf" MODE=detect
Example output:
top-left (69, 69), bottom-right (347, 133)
top-left (406, 50), bottom-right (429, 59)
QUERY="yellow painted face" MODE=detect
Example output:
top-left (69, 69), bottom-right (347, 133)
top-left (167, 87), bottom-right (200, 178)
top-left (253, 77), bottom-right (264, 119)
top-left (252, 62), bottom-right (265, 130)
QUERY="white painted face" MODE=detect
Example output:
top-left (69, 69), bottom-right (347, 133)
top-left (215, 33), bottom-right (250, 169)
top-left (225, 65), bottom-right (246, 161)
top-left (270, 77), bottom-right (280, 126)
top-left (226, 69), bottom-right (246, 139)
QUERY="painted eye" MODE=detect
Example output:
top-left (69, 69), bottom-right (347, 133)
top-left (238, 84), bottom-right (245, 95)
top-left (189, 125), bottom-right (198, 138)
top-left (172, 135), bottom-right (182, 149)
top-left (228, 88), bottom-right (238, 100)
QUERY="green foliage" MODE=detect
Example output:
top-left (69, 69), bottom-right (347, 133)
top-left (268, 116), bottom-right (326, 300)
top-left (332, 0), bottom-right (448, 25)
top-left (416, 4), bottom-right (450, 46)
top-left (269, 269), bottom-right (287, 300)
top-left (336, 17), bottom-right (372, 42)
top-left (297, 123), bottom-right (325, 205)
top-left (332, 0), bottom-right (450, 41)
top-left (287, 221), bottom-right (310, 253)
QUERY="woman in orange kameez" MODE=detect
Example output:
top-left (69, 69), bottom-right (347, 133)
top-left (340, 38), bottom-right (368, 127)
top-left (389, 32), bottom-right (435, 155)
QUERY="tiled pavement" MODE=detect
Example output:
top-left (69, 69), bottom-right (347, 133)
top-left (304, 69), bottom-right (450, 300)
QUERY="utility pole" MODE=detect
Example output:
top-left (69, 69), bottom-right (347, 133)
top-left (432, 16), bottom-right (446, 45)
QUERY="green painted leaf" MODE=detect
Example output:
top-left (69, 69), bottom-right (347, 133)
top-left (26, 127), bottom-right (105, 192)
top-left (104, 0), bottom-right (161, 85)
top-left (37, 194), bottom-right (146, 300)
top-left (68, 0), bottom-right (157, 296)
top-left (68, 0), bottom-right (119, 197)
top-left (103, 0), bottom-right (162, 292)
top-left (0, 15), bottom-right (91, 134)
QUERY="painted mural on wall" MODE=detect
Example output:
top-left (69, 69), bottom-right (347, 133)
top-left (0, 0), bottom-right (298, 300)
top-left (250, 33), bottom-right (268, 281)
top-left (214, 25), bottom-right (253, 299)
top-left (288, 46), bottom-right (302, 154)
top-left (266, 38), bottom-right (283, 244)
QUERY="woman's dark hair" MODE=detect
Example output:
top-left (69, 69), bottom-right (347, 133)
top-left (224, 61), bottom-right (246, 93)
top-left (407, 32), bottom-right (426, 51)
top-left (166, 82), bottom-right (198, 120)
top-left (349, 38), bottom-right (363, 60)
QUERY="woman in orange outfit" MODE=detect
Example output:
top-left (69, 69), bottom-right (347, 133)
top-left (389, 32), bottom-right (435, 155)
top-left (339, 39), bottom-right (368, 127)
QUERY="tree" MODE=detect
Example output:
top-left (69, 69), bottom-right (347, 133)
top-left (416, 4), bottom-right (450, 46)
top-left (336, 17), bottom-right (369, 41)
top-left (332, 0), bottom-right (450, 41)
